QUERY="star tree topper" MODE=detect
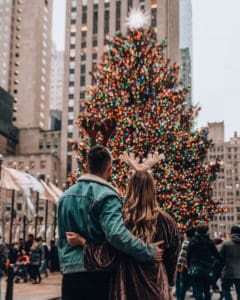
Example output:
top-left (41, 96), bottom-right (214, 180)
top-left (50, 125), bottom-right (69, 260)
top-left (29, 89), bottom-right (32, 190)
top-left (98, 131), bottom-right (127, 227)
top-left (125, 6), bottom-right (151, 30)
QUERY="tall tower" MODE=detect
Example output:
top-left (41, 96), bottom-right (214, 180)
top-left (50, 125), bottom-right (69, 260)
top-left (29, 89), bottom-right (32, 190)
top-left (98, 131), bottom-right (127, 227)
top-left (180, 0), bottom-right (192, 105)
top-left (0, 0), bottom-right (13, 90)
top-left (5, 0), bottom-right (53, 130)
top-left (61, 0), bottom-right (180, 183)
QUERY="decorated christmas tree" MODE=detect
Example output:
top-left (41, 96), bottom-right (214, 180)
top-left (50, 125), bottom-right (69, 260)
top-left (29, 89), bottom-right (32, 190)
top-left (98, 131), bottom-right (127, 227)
top-left (69, 8), bottom-right (226, 229)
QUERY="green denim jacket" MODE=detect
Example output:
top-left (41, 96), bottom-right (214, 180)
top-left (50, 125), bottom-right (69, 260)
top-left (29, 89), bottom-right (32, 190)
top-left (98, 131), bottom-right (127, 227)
top-left (58, 174), bottom-right (155, 274)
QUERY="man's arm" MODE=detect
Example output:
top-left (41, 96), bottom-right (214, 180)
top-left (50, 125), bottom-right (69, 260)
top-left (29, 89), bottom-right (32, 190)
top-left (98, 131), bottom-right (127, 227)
top-left (99, 196), bottom-right (156, 262)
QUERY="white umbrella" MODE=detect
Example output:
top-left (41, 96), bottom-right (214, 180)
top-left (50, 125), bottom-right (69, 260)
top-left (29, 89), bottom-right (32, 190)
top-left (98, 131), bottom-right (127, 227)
top-left (0, 166), bottom-right (22, 190)
top-left (49, 182), bottom-right (63, 200)
top-left (40, 180), bottom-right (58, 204)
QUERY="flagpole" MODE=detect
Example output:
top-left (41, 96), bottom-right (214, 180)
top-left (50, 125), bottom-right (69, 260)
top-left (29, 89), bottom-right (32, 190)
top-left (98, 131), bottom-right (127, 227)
top-left (45, 175), bottom-right (50, 242)
top-left (9, 162), bottom-right (17, 245)
top-left (9, 190), bottom-right (15, 245)
top-left (35, 174), bottom-right (40, 238)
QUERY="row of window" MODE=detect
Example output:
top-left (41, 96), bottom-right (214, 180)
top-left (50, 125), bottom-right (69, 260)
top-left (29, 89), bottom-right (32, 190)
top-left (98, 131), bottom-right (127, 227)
top-left (8, 160), bottom-right (47, 170)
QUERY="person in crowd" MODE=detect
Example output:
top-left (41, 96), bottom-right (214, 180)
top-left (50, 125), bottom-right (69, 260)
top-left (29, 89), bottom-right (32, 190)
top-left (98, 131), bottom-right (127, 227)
top-left (58, 146), bottom-right (164, 300)
top-left (25, 234), bottom-right (34, 255)
top-left (29, 239), bottom-right (42, 284)
top-left (8, 242), bottom-right (19, 265)
top-left (220, 225), bottom-right (240, 300)
top-left (66, 150), bottom-right (180, 299)
top-left (187, 224), bottom-right (222, 300)
top-left (176, 227), bottom-right (196, 300)
top-left (212, 237), bottom-right (224, 298)
top-left (38, 238), bottom-right (49, 278)
top-left (49, 240), bottom-right (59, 272)
top-left (0, 236), bottom-right (8, 300)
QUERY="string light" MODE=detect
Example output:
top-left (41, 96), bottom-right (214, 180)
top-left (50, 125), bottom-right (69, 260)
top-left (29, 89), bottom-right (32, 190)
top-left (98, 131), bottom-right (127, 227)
top-left (68, 27), bottom-right (226, 229)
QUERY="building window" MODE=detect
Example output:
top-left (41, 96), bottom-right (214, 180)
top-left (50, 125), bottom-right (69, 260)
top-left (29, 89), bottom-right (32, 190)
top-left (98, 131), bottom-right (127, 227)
top-left (116, 0), bottom-right (121, 31)
top-left (128, 0), bottom-right (133, 10)
top-left (18, 161), bottom-right (24, 170)
top-left (104, 9), bottom-right (109, 34)
top-left (93, 5), bottom-right (98, 34)
top-left (40, 160), bottom-right (46, 169)
top-left (82, 5), bottom-right (87, 25)
top-left (29, 161), bottom-right (35, 169)
top-left (68, 132), bottom-right (73, 138)
top-left (151, 7), bottom-right (157, 27)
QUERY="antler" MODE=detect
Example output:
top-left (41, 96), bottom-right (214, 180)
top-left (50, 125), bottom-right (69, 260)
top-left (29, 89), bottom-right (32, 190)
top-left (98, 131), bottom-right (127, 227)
top-left (121, 151), bottom-right (165, 172)
top-left (81, 119), bottom-right (102, 146)
top-left (81, 118), bottom-right (116, 146)
top-left (101, 118), bottom-right (117, 146)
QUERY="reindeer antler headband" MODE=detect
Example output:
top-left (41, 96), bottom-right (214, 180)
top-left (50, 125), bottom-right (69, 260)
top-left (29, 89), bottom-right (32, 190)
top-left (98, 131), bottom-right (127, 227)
top-left (121, 151), bottom-right (165, 172)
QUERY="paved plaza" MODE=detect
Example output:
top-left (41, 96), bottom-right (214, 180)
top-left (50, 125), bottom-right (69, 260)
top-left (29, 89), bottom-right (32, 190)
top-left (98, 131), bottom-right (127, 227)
top-left (1, 272), bottom-right (61, 300)
top-left (0, 273), bottom-right (237, 300)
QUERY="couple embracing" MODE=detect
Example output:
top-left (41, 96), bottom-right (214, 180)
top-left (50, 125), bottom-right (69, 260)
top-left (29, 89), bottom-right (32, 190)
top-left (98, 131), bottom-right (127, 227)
top-left (58, 146), bottom-right (180, 300)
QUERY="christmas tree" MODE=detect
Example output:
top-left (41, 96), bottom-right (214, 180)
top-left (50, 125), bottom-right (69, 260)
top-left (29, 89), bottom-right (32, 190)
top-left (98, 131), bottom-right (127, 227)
top-left (70, 8), bottom-right (226, 229)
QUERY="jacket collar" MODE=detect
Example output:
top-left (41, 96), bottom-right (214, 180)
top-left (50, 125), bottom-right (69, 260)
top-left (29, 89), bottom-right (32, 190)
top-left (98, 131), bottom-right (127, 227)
top-left (78, 173), bottom-right (119, 195)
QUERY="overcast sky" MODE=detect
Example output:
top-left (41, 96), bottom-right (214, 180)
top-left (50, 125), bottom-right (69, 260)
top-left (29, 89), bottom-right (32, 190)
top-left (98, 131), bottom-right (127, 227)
top-left (52, 0), bottom-right (240, 140)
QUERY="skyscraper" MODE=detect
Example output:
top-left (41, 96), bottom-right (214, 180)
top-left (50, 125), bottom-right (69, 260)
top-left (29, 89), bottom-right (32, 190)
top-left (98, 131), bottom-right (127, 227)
top-left (208, 122), bottom-right (240, 238)
top-left (50, 44), bottom-right (64, 112)
top-left (180, 0), bottom-right (192, 105)
top-left (0, 0), bottom-right (53, 130)
top-left (61, 0), bottom-right (180, 183)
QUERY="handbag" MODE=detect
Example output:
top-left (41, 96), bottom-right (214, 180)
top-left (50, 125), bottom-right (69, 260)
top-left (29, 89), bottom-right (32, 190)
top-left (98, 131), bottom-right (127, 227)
top-left (83, 240), bottom-right (116, 271)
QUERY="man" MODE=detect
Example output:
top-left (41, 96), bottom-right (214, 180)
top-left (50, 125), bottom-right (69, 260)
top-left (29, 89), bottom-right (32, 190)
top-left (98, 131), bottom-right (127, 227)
top-left (187, 224), bottom-right (222, 300)
top-left (220, 225), bottom-right (240, 300)
top-left (25, 234), bottom-right (34, 255)
top-left (58, 146), bottom-right (163, 300)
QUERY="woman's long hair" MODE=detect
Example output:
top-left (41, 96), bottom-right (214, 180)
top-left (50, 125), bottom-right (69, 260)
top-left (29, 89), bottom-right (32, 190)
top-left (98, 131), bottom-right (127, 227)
top-left (122, 171), bottom-right (160, 244)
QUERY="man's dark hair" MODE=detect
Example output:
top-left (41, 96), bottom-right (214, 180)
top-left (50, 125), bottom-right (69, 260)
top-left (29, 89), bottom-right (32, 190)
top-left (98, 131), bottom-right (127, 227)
top-left (231, 225), bottom-right (240, 235)
top-left (87, 146), bottom-right (111, 174)
top-left (186, 227), bottom-right (195, 239)
top-left (196, 224), bottom-right (209, 235)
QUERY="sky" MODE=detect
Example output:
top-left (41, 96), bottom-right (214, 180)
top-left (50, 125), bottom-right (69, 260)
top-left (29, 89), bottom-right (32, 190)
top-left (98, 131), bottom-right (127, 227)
top-left (52, 0), bottom-right (240, 140)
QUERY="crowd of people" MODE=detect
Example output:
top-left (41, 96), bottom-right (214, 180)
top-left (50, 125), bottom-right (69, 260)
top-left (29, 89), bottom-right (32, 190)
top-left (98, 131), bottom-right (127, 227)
top-left (0, 234), bottom-right (60, 287)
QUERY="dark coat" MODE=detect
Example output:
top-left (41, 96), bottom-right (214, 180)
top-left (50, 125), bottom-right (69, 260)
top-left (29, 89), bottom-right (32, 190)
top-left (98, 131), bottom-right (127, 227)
top-left (220, 233), bottom-right (240, 279)
top-left (0, 243), bottom-right (8, 277)
top-left (187, 233), bottom-right (222, 268)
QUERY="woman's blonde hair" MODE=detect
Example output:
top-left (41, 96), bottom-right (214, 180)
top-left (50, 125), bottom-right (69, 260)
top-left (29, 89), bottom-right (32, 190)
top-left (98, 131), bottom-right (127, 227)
top-left (123, 171), bottom-right (160, 244)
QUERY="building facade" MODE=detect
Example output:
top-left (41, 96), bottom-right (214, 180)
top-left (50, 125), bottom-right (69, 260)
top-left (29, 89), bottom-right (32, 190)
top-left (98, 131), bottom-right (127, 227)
top-left (61, 0), bottom-right (180, 183)
top-left (208, 122), bottom-right (240, 238)
top-left (0, 0), bottom-right (12, 90)
top-left (50, 44), bottom-right (64, 112)
top-left (0, 0), bottom-right (53, 130)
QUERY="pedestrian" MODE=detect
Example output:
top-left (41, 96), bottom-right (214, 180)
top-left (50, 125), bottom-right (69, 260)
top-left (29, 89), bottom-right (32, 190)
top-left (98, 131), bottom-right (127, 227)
top-left (66, 151), bottom-right (180, 299)
top-left (49, 240), bottom-right (59, 272)
top-left (187, 224), bottom-right (222, 300)
top-left (0, 236), bottom-right (8, 300)
top-left (220, 225), bottom-right (240, 300)
top-left (58, 146), bottom-right (164, 300)
top-left (25, 234), bottom-right (34, 255)
top-left (29, 239), bottom-right (42, 284)
top-left (176, 227), bottom-right (195, 300)
top-left (38, 238), bottom-right (49, 278)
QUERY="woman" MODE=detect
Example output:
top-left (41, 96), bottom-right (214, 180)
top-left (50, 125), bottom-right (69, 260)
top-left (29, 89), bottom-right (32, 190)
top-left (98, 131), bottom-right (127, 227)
top-left (67, 153), bottom-right (180, 300)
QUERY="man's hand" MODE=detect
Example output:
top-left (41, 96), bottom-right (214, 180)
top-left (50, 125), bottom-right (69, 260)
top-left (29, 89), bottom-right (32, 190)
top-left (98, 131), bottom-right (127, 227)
top-left (66, 232), bottom-right (87, 247)
top-left (153, 240), bottom-right (164, 261)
